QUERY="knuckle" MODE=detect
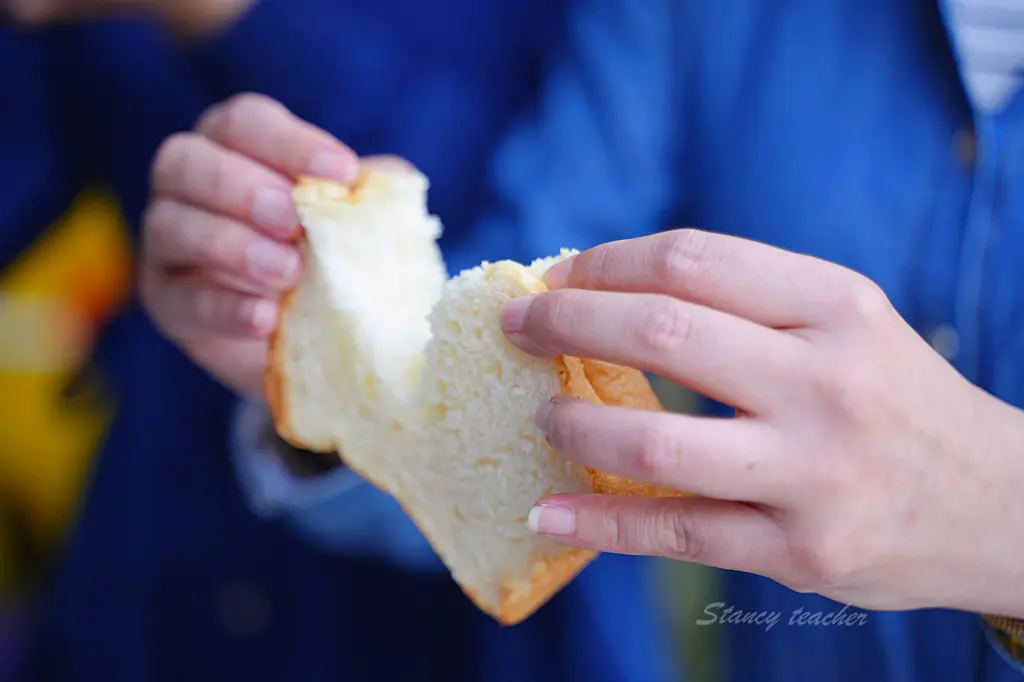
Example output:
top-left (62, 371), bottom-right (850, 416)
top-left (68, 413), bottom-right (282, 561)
top-left (787, 530), bottom-right (858, 590)
top-left (544, 398), bottom-right (589, 452)
top-left (151, 132), bottom-right (196, 188)
top-left (631, 420), bottom-right (676, 482)
top-left (610, 506), bottom-right (629, 551)
top-left (198, 150), bottom-right (237, 209)
top-left (227, 92), bottom-right (280, 112)
top-left (661, 509), bottom-right (707, 561)
top-left (193, 102), bottom-right (224, 135)
top-left (208, 222), bottom-right (247, 271)
top-left (527, 291), bottom-right (574, 341)
top-left (577, 244), bottom-right (613, 288)
top-left (658, 228), bottom-right (709, 288)
top-left (838, 276), bottom-right (893, 326)
top-left (204, 93), bottom-right (280, 144)
top-left (636, 299), bottom-right (693, 354)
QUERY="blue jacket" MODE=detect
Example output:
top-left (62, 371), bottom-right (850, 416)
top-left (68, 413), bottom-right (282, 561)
top-left (2, 3), bottom-right (680, 682)
top-left (467, 0), bottom-right (1024, 680)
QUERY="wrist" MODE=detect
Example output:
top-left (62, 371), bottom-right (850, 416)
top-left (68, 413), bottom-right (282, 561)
top-left (953, 392), bottom-right (1024, 618)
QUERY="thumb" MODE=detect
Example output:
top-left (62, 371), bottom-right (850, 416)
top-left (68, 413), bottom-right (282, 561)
top-left (360, 154), bottom-right (419, 174)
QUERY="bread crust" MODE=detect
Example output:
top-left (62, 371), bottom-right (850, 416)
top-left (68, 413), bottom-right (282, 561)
top-left (493, 546), bottom-right (597, 625)
top-left (580, 359), bottom-right (685, 499)
top-left (263, 232), bottom-right (338, 453)
top-left (264, 285), bottom-right (295, 445)
top-left (266, 175), bottom-right (680, 627)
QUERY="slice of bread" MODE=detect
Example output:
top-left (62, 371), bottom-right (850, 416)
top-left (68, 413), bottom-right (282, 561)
top-left (266, 168), bottom-right (679, 625)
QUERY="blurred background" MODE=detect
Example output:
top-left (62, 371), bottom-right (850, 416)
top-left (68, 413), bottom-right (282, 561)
top-left (0, 191), bottom-right (132, 680)
top-left (0, 210), bottom-right (719, 679)
top-left (0, 2), bottom-right (713, 680)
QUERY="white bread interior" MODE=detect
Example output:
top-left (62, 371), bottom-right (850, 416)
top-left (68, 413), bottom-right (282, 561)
top-left (267, 169), bottom-right (677, 625)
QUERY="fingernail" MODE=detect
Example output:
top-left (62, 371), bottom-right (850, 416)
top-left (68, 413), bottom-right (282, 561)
top-left (544, 257), bottom-right (574, 289)
top-left (247, 240), bottom-right (299, 283)
top-left (252, 188), bottom-right (297, 234)
top-left (499, 294), bottom-right (536, 334)
top-left (527, 504), bottom-right (576, 535)
top-left (308, 150), bottom-right (359, 182)
top-left (535, 399), bottom-right (557, 433)
top-left (240, 299), bottom-right (277, 333)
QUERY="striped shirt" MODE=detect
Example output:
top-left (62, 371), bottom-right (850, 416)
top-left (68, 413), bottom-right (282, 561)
top-left (946, 0), bottom-right (1024, 113)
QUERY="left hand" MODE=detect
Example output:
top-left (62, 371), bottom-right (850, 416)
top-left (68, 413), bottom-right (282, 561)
top-left (500, 229), bottom-right (1024, 617)
top-left (3, 0), bottom-right (253, 36)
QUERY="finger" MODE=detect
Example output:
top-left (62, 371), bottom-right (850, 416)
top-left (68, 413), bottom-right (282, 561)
top-left (143, 270), bottom-right (278, 341)
top-left (536, 396), bottom-right (789, 502)
top-left (527, 494), bottom-right (787, 575)
top-left (144, 199), bottom-right (301, 291)
top-left (501, 289), bottom-right (803, 412)
top-left (361, 154), bottom-right (418, 174)
top-left (195, 93), bottom-right (358, 183)
top-left (151, 133), bottom-right (301, 240)
top-left (185, 336), bottom-right (271, 399)
top-left (199, 268), bottom-right (283, 299)
top-left (544, 229), bottom-right (850, 329)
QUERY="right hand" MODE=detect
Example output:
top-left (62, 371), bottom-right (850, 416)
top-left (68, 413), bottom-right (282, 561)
top-left (141, 93), bottom-right (386, 397)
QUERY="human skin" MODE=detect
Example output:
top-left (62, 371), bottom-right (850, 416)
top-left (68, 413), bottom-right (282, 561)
top-left (500, 229), bottom-right (1024, 620)
top-left (140, 94), bottom-right (408, 397)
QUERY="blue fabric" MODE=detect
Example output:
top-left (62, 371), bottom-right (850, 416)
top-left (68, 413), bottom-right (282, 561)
top-left (230, 399), bottom-right (443, 572)
top-left (943, 0), bottom-right (1024, 113)
top-left (1, 3), bottom-right (681, 682)
top-left (469, 0), bottom-right (1024, 680)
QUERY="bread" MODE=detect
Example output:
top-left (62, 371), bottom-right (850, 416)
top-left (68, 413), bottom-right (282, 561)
top-left (266, 168), bottom-right (680, 625)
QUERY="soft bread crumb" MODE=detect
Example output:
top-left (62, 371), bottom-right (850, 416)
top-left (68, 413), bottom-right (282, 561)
top-left (268, 170), bottom-right (681, 625)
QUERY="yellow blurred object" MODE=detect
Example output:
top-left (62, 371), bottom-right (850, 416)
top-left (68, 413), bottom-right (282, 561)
top-left (0, 190), bottom-right (133, 325)
top-left (0, 189), bottom-right (132, 595)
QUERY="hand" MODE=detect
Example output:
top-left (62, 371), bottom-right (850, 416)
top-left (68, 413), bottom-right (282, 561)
top-left (4, 0), bottom-right (254, 37)
top-left (141, 93), bottom-right (379, 397)
top-left (501, 229), bottom-right (1024, 617)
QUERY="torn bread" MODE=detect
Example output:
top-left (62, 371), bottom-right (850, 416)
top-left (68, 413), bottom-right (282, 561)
top-left (267, 169), bottom-right (680, 625)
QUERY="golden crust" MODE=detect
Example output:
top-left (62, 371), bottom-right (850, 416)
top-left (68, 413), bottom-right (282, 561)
top-left (263, 229), bottom-right (336, 452)
top-left (580, 359), bottom-right (685, 499)
top-left (581, 358), bottom-right (662, 411)
top-left (263, 240), bottom-right (302, 448)
top-left (292, 169), bottom-right (428, 211)
top-left (493, 546), bottom-right (597, 625)
top-left (265, 186), bottom-right (680, 626)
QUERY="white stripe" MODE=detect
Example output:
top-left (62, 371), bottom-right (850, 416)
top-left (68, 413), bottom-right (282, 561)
top-left (946, 0), bottom-right (1024, 112)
